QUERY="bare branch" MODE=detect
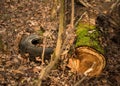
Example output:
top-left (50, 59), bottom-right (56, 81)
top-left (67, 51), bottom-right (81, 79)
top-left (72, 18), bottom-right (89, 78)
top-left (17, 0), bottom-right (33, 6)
top-left (37, 0), bottom-right (65, 86)
top-left (41, 37), bottom-right (46, 64)
top-left (71, 0), bottom-right (74, 28)
top-left (79, 0), bottom-right (101, 13)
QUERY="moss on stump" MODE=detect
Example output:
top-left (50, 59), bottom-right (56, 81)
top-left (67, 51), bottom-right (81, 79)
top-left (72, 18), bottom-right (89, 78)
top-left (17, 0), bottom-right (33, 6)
top-left (75, 23), bottom-right (104, 54)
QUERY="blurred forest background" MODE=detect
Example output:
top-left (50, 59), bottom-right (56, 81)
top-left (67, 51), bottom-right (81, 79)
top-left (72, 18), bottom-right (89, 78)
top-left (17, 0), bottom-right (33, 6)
top-left (0, 0), bottom-right (120, 86)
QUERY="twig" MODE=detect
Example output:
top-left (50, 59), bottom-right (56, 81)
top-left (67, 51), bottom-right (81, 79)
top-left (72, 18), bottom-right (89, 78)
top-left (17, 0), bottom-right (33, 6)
top-left (71, 0), bottom-right (74, 28)
top-left (37, 0), bottom-right (64, 86)
top-left (79, 0), bottom-right (101, 13)
top-left (37, 56), bottom-right (59, 86)
top-left (75, 11), bottom-right (87, 26)
top-left (61, 0), bottom-right (76, 55)
top-left (74, 75), bottom-right (87, 86)
top-left (41, 37), bottom-right (46, 64)
top-left (109, 0), bottom-right (120, 14)
top-left (74, 62), bottom-right (96, 86)
top-left (51, 0), bottom-right (58, 19)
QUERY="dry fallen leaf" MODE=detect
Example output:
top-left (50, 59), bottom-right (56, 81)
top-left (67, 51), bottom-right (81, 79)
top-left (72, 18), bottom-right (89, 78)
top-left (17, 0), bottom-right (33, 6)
top-left (33, 66), bottom-right (42, 73)
top-left (11, 70), bottom-right (24, 74)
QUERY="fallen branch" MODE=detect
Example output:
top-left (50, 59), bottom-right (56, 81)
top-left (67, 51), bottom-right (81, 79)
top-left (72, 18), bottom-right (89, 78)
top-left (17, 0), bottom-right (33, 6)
top-left (109, 0), bottom-right (120, 14)
top-left (75, 11), bottom-right (87, 26)
top-left (79, 0), bottom-right (101, 13)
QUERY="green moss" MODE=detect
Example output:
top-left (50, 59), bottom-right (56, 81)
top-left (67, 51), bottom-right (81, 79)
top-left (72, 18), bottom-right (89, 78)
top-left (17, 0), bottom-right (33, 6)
top-left (37, 30), bottom-right (44, 36)
top-left (75, 23), bottom-right (104, 54)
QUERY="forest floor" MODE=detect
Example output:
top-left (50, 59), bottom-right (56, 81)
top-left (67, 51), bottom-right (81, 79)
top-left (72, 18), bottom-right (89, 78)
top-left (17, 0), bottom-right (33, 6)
top-left (0, 0), bottom-right (120, 86)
